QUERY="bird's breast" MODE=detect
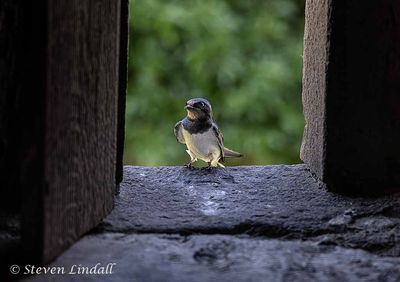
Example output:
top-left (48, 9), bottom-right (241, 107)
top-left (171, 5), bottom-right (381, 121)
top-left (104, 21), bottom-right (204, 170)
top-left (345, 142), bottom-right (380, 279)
top-left (182, 128), bottom-right (220, 160)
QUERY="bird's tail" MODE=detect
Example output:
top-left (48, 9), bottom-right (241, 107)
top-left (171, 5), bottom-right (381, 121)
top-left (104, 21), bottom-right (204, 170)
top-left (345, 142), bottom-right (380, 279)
top-left (223, 147), bottom-right (243, 158)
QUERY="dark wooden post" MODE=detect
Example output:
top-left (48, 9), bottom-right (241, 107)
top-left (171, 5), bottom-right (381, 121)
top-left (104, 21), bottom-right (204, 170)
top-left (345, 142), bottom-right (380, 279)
top-left (301, 0), bottom-right (400, 193)
top-left (116, 0), bottom-right (129, 192)
top-left (0, 0), bottom-right (128, 264)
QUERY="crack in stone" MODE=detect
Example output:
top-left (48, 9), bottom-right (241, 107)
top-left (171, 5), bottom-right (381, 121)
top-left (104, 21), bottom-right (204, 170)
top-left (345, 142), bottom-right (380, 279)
top-left (93, 210), bottom-right (400, 258)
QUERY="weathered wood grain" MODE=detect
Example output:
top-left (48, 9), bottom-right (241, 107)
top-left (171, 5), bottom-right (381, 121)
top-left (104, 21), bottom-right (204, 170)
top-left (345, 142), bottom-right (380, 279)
top-left (40, 0), bottom-right (121, 262)
top-left (300, 0), bottom-right (329, 180)
top-left (301, 0), bottom-right (400, 192)
top-left (1, 0), bottom-right (126, 266)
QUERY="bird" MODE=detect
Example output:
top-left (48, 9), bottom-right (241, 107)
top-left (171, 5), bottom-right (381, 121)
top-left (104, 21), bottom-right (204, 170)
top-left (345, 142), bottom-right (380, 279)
top-left (174, 98), bottom-right (243, 169)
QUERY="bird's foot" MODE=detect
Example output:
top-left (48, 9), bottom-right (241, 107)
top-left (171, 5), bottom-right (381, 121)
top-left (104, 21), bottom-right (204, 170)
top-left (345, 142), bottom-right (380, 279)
top-left (185, 163), bottom-right (194, 169)
top-left (202, 163), bottom-right (215, 172)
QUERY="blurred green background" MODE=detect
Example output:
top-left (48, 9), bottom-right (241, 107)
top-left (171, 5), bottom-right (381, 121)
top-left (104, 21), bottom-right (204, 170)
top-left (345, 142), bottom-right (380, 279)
top-left (124, 0), bottom-right (305, 166)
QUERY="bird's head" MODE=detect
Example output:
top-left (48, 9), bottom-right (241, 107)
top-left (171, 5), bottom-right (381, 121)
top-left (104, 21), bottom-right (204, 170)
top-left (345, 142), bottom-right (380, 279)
top-left (184, 98), bottom-right (212, 120)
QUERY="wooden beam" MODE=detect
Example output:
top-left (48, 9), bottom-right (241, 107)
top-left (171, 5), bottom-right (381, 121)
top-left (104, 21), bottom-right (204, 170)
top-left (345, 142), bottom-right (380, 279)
top-left (2, 0), bottom-right (126, 265)
top-left (300, 0), bottom-right (329, 180)
top-left (301, 0), bottom-right (400, 193)
top-left (116, 0), bottom-right (129, 192)
top-left (35, 0), bottom-right (121, 263)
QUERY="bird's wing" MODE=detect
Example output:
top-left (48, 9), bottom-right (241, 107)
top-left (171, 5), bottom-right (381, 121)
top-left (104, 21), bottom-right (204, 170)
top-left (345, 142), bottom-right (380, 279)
top-left (212, 123), bottom-right (225, 161)
top-left (174, 121), bottom-right (186, 144)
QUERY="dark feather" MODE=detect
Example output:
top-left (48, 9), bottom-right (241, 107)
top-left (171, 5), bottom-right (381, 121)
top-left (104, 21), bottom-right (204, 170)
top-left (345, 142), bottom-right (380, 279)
top-left (182, 117), bottom-right (212, 134)
top-left (174, 121), bottom-right (185, 144)
top-left (212, 123), bottom-right (225, 161)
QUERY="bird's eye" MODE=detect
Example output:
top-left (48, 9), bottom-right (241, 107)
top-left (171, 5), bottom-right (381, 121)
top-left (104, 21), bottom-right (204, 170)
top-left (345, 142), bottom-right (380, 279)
top-left (200, 102), bottom-right (205, 107)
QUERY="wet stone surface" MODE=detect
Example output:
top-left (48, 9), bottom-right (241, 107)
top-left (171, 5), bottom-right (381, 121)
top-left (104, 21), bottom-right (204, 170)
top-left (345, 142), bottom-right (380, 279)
top-left (23, 165), bottom-right (400, 281)
top-left (98, 165), bottom-right (400, 257)
top-left (27, 234), bottom-right (400, 282)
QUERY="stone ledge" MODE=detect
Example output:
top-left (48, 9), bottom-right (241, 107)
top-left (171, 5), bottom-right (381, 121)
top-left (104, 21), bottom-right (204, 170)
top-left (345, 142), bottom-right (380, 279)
top-left (26, 233), bottom-right (400, 282)
top-left (20, 165), bottom-right (400, 282)
top-left (96, 165), bottom-right (400, 257)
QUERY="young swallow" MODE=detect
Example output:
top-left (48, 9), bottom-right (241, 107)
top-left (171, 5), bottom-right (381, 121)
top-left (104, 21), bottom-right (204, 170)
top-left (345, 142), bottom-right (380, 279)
top-left (174, 98), bottom-right (243, 169)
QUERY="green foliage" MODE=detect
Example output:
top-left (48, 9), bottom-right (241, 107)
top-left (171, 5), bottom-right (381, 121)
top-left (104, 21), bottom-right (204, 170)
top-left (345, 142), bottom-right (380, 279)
top-left (124, 0), bottom-right (305, 166)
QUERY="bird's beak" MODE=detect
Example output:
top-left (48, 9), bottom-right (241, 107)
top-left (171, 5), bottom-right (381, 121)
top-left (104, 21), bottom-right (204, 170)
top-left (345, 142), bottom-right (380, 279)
top-left (185, 104), bottom-right (195, 110)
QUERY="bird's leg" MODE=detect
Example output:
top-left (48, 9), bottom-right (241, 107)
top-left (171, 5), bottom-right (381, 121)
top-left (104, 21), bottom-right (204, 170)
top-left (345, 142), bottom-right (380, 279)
top-left (201, 162), bottom-right (212, 171)
top-left (202, 154), bottom-right (220, 171)
top-left (209, 157), bottom-right (222, 170)
top-left (204, 161), bottom-right (220, 171)
top-left (185, 150), bottom-right (197, 169)
top-left (185, 158), bottom-right (197, 169)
